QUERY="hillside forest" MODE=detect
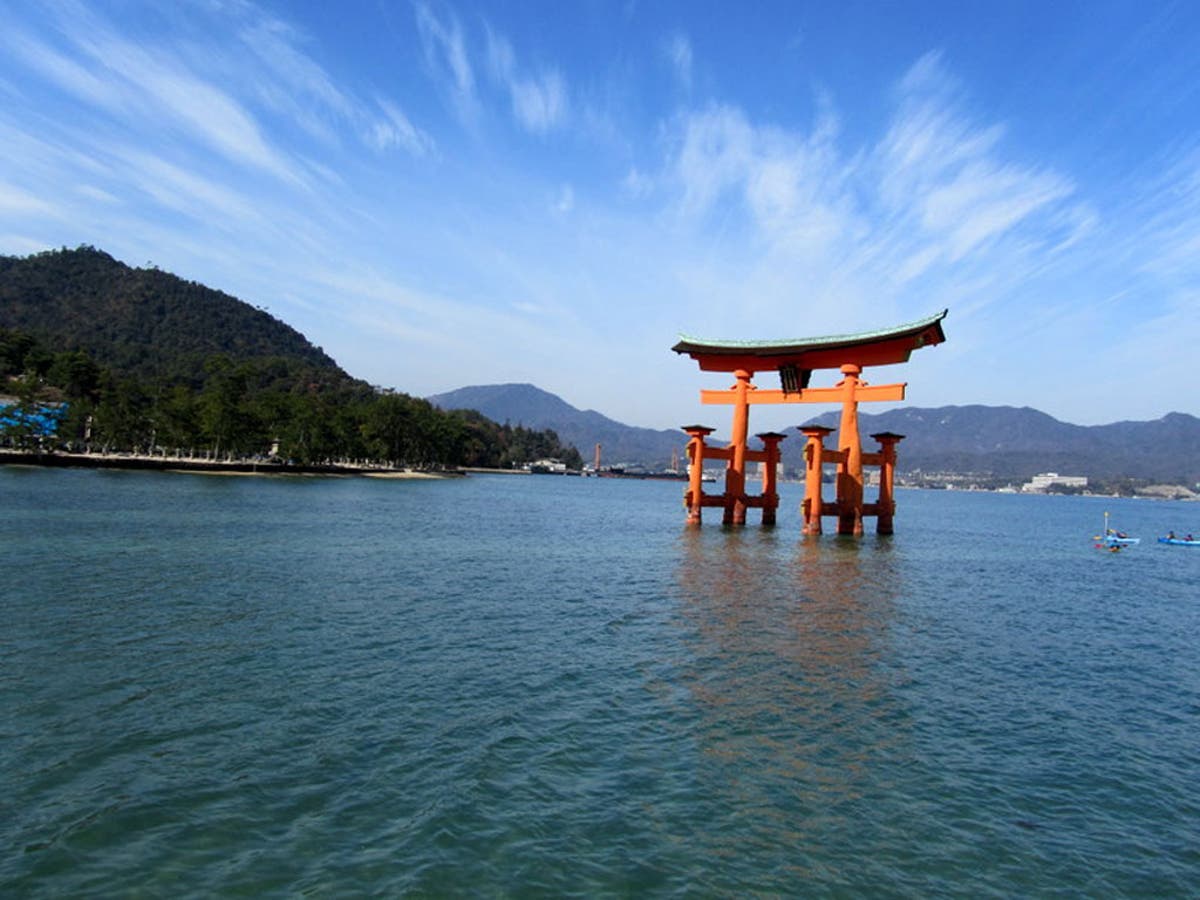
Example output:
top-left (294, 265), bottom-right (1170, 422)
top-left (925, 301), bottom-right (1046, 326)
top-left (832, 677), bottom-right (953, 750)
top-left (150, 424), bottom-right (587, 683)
top-left (0, 248), bottom-right (582, 470)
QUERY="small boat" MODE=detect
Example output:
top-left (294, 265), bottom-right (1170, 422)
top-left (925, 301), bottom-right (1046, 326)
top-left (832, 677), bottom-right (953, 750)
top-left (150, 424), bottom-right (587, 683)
top-left (1101, 532), bottom-right (1140, 546)
top-left (1095, 511), bottom-right (1139, 549)
top-left (1158, 535), bottom-right (1200, 546)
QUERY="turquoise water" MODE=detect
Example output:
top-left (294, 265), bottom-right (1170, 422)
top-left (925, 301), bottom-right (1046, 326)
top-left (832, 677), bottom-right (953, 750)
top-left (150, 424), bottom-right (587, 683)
top-left (2, 468), bottom-right (1198, 896)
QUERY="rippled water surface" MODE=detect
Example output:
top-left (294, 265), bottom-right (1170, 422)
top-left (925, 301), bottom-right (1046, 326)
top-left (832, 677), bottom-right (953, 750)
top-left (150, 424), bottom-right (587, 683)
top-left (3, 468), bottom-right (1199, 896)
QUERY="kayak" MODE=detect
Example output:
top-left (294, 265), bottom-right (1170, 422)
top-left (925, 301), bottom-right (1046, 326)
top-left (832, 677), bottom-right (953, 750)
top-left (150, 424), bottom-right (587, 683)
top-left (1100, 534), bottom-right (1140, 546)
top-left (1095, 512), bottom-right (1138, 548)
top-left (1158, 536), bottom-right (1200, 546)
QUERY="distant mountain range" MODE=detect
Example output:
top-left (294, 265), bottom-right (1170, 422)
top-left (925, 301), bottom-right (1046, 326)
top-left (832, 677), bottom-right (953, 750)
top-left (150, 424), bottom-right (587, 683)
top-left (428, 383), bottom-right (686, 469)
top-left (429, 383), bottom-right (1200, 484)
top-left (803, 405), bottom-right (1200, 483)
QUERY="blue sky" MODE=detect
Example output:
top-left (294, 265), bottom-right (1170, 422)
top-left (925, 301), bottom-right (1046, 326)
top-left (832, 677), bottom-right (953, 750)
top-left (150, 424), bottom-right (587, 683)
top-left (2, 0), bottom-right (1198, 431)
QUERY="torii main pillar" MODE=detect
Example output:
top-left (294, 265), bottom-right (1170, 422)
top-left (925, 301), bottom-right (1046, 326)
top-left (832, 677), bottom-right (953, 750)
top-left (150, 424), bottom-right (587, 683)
top-left (672, 310), bottom-right (947, 533)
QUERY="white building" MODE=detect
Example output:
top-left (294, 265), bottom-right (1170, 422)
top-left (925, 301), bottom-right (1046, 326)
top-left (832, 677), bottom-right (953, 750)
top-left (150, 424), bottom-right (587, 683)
top-left (528, 458), bottom-right (568, 474)
top-left (1022, 472), bottom-right (1088, 493)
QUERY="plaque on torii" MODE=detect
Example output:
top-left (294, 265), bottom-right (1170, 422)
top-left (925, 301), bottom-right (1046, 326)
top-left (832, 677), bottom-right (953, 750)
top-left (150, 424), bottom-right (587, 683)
top-left (672, 310), bottom-right (947, 534)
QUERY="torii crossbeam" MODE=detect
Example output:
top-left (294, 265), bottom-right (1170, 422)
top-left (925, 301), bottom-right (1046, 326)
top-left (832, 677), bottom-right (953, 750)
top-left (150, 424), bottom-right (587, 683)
top-left (672, 309), bottom-right (948, 533)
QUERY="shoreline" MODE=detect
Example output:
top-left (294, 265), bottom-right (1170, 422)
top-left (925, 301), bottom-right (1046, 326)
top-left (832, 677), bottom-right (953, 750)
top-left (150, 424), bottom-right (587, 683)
top-left (0, 449), bottom-right (463, 479)
top-left (3, 451), bottom-right (1192, 497)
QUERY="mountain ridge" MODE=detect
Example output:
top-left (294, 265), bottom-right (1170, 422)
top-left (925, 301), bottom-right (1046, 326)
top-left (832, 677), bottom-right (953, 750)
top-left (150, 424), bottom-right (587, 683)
top-left (428, 383), bottom-right (686, 469)
top-left (430, 383), bottom-right (1200, 483)
top-left (0, 246), bottom-right (350, 387)
top-left (803, 405), bottom-right (1200, 482)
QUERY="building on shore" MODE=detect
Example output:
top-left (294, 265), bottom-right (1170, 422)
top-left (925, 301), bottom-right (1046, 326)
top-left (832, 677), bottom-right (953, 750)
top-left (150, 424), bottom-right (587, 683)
top-left (1022, 472), bottom-right (1087, 493)
top-left (527, 458), bottom-right (569, 474)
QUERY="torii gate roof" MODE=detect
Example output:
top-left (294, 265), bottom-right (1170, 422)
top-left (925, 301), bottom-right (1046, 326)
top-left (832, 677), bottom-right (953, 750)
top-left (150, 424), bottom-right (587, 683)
top-left (672, 308), bottom-right (948, 372)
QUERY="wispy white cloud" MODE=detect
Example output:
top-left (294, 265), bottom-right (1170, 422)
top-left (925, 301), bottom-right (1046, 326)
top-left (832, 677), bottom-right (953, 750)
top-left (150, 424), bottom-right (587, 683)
top-left (237, 16), bottom-right (358, 123)
top-left (4, 28), bottom-right (122, 110)
top-left (4, 0), bottom-right (440, 200)
top-left (672, 105), bottom-right (756, 216)
top-left (3, 12), bottom-right (307, 186)
top-left (74, 184), bottom-right (120, 205)
top-left (110, 150), bottom-right (268, 228)
top-left (665, 33), bottom-right (693, 90)
top-left (416, 2), bottom-right (478, 126)
top-left (876, 54), bottom-right (1075, 268)
top-left (237, 12), bottom-right (435, 158)
top-left (1045, 143), bottom-right (1200, 403)
top-left (924, 163), bottom-right (1071, 260)
top-left (0, 108), bottom-right (266, 241)
top-left (485, 27), bottom-right (568, 133)
top-left (1126, 147), bottom-right (1200, 288)
top-left (662, 52), bottom-right (1085, 335)
top-left (0, 182), bottom-right (59, 217)
top-left (369, 99), bottom-right (436, 156)
top-left (0, 116), bottom-right (112, 200)
top-left (101, 42), bottom-right (304, 185)
top-left (510, 70), bottom-right (567, 134)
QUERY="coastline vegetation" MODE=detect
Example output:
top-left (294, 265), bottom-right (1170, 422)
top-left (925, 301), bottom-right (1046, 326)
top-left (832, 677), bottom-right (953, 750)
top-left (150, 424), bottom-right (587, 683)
top-left (0, 326), bottom-right (582, 471)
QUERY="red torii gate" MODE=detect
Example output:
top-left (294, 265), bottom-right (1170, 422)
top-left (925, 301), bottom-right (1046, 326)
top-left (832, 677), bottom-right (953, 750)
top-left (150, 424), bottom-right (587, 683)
top-left (672, 310), bottom-right (947, 534)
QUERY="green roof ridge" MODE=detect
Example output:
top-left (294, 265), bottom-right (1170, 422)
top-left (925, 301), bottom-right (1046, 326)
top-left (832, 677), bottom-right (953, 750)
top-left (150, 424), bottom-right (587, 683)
top-left (675, 308), bottom-right (947, 350)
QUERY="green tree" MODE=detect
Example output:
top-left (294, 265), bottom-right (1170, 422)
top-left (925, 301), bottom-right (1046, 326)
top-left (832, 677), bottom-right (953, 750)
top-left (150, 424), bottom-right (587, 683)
top-left (47, 350), bottom-right (101, 401)
top-left (0, 328), bottom-right (37, 377)
top-left (362, 392), bottom-right (417, 465)
top-left (154, 385), bottom-right (200, 454)
top-left (198, 356), bottom-right (249, 457)
top-left (92, 375), bottom-right (151, 451)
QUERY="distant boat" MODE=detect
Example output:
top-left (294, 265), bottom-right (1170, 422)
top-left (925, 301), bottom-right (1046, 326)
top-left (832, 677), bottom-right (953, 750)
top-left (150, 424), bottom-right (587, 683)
top-left (1158, 534), bottom-right (1200, 546)
top-left (1095, 511), bottom-right (1139, 549)
top-left (597, 466), bottom-right (687, 481)
top-left (1101, 533), bottom-right (1140, 548)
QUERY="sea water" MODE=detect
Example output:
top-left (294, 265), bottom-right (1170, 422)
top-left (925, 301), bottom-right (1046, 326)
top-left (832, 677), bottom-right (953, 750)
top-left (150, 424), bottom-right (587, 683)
top-left (2, 468), bottom-right (1198, 896)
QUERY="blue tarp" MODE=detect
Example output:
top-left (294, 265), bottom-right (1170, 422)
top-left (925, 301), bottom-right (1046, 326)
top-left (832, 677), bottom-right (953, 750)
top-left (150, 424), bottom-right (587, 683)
top-left (0, 402), bottom-right (68, 436)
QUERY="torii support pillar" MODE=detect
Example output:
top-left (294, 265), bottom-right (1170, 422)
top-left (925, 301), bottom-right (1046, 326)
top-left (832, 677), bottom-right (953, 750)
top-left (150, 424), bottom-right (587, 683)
top-left (683, 425), bottom-right (715, 524)
top-left (800, 425), bottom-right (834, 535)
top-left (756, 431), bottom-right (786, 526)
top-left (871, 431), bottom-right (904, 535)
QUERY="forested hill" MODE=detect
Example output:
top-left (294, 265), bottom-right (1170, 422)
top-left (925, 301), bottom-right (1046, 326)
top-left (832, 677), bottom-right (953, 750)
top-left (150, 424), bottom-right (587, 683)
top-left (0, 246), bottom-right (582, 470)
top-left (0, 246), bottom-right (347, 387)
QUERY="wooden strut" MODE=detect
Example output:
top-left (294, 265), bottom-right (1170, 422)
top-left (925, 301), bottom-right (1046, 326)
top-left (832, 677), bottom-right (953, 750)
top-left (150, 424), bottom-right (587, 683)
top-left (682, 365), bottom-right (906, 533)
